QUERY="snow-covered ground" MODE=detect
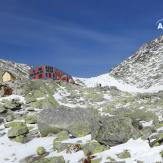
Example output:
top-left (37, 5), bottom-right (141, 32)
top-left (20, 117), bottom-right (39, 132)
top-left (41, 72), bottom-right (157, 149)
top-left (53, 87), bottom-right (87, 108)
top-left (0, 124), bottom-right (54, 163)
top-left (1, 122), bottom-right (163, 163)
top-left (74, 73), bottom-right (163, 93)
top-left (96, 139), bottom-right (163, 163)
top-left (0, 95), bottom-right (26, 104)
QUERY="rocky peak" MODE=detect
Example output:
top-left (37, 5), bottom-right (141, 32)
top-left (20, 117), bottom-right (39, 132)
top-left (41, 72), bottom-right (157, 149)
top-left (110, 35), bottom-right (163, 88)
top-left (0, 59), bottom-right (30, 80)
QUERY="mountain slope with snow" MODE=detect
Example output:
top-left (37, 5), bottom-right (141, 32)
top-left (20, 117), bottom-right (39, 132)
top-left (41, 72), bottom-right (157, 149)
top-left (110, 36), bottom-right (163, 88)
top-left (74, 73), bottom-right (163, 93)
top-left (75, 35), bottom-right (163, 93)
top-left (1, 36), bottom-right (163, 163)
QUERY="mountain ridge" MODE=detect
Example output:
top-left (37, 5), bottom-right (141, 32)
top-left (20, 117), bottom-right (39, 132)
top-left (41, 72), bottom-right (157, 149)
top-left (110, 35), bottom-right (163, 88)
top-left (0, 59), bottom-right (30, 80)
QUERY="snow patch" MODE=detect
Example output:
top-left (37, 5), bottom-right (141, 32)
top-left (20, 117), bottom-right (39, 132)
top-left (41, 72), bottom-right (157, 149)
top-left (74, 73), bottom-right (163, 93)
top-left (0, 124), bottom-right (54, 163)
top-left (96, 139), bottom-right (163, 163)
top-left (0, 95), bottom-right (26, 104)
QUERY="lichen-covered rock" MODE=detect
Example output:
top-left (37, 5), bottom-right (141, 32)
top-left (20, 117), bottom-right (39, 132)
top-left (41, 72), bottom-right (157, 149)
top-left (36, 146), bottom-right (46, 156)
top-left (83, 142), bottom-right (107, 155)
top-left (117, 150), bottom-right (131, 159)
top-left (149, 133), bottom-right (163, 147)
top-left (68, 121), bottom-right (93, 137)
top-left (92, 116), bottom-right (139, 146)
top-left (55, 131), bottom-right (69, 141)
top-left (28, 156), bottom-right (65, 163)
top-left (111, 109), bottom-right (158, 130)
top-left (38, 106), bottom-right (98, 137)
top-left (24, 80), bottom-right (58, 109)
top-left (3, 99), bottom-right (21, 111)
top-left (31, 97), bottom-right (58, 110)
top-left (15, 135), bottom-right (27, 143)
top-left (25, 115), bottom-right (37, 124)
top-left (53, 140), bottom-right (70, 152)
top-left (37, 122), bottom-right (61, 137)
top-left (141, 127), bottom-right (155, 140)
top-left (5, 121), bottom-right (25, 128)
top-left (6, 114), bottom-right (14, 122)
top-left (126, 110), bottom-right (159, 129)
top-left (8, 122), bottom-right (29, 138)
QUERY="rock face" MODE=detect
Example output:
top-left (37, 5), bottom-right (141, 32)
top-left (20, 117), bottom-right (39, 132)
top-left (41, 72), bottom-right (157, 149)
top-left (92, 116), bottom-right (139, 146)
top-left (0, 59), bottom-right (30, 81)
top-left (110, 36), bottom-right (163, 88)
top-left (37, 106), bottom-right (99, 137)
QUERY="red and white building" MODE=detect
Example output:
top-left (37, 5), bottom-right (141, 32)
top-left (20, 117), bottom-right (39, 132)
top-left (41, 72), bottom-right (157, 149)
top-left (29, 65), bottom-right (75, 83)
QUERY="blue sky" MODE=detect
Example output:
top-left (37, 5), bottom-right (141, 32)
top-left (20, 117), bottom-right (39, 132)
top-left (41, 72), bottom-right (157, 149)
top-left (0, 0), bottom-right (163, 77)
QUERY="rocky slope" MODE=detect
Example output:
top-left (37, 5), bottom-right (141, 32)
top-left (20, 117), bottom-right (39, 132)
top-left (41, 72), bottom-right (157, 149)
top-left (1, 36), bottom-right (163, 163)
top-left (110, 35), bottom-right (163, 88)
top-left (0, 59), bottom-right (30, 81)
top-left (0, 79), bottom-right (163, 163)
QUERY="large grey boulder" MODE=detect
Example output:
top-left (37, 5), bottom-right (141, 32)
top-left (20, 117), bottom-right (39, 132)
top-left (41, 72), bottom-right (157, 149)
top-left (92, 116), bottom-right (140, 146)
top-left (37, 106), bottom-right (99, 137)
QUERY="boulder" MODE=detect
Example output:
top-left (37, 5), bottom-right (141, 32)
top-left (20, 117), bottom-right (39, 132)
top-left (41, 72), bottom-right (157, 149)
top-left (8, 122), bottom-right (29, 138)
top-left (5, 121), bottom-right (25, 128)
top-left (15, 135), bottom-right (27, 143)
top-left (92, 116), bottom-right (139, 146)
top-left (55, 131), bottom-right (69, 141)
top-left (149, 133), bottom-right (163, 147)
top-left (53, 141), bottom-right (71, 152)
top-left (3, 99), bottom-right (21, 111)
top-left (116, 150), bottom-right (131, 159)
top-left (36, 146), bottom-right (46, 156)
top-left (25, 115), bottom-right (37, 124)
top-left (83, 141), bottom-right (107, 155)
top-left (38, 106), bottom-right (98, 137)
